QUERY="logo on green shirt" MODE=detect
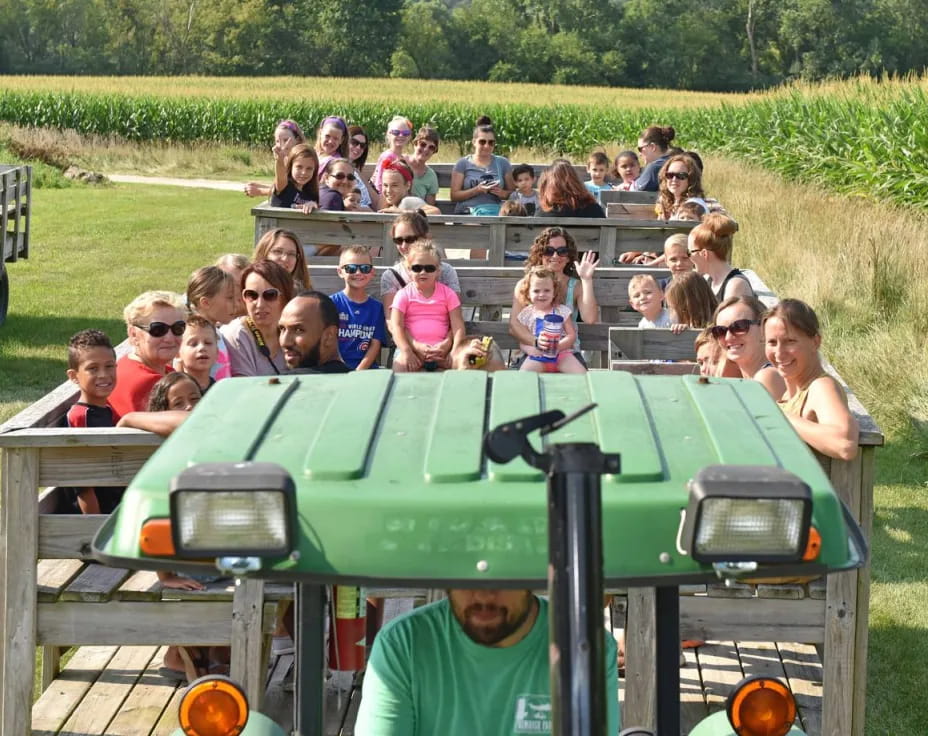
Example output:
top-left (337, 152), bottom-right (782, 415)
top-left (513, 694), bottom-right (551, 733)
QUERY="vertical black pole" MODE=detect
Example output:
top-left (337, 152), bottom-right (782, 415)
top-left (295, 582), bottom-right (326, 736)
top-left (654, 586), bottom-right (680, 736)
top-left (548, 444), bottom-right (607, 736)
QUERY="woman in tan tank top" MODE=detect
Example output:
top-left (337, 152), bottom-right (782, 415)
top-left (763, 299), bottom-right (859, 460)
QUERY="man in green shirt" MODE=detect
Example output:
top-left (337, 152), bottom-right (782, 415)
top-left (355, 589), bottom-right (619, 735)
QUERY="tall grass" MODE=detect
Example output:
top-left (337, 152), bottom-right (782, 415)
top-left (707, 154), bottom-right (928, 444)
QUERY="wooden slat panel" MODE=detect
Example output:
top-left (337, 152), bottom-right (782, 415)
top-left (0, 426), bottom-right (162, 448)
top-left (31, 645), bottom-right (119, 733)
top-left (231, 578), bottom-right (267, 710)
top-left (37, 558), bottom-right (87, 601)
top-left (465, 321), bottom-right (612, 351)
top-left (150, 685), bottom-right (187, 736)
top-left (624, 587), bottom-right (656, 730)
top-left (610, 361), bottom-right (697, 375)
top-left (679, 596), bottom-right (825, 643)
top-left (680, 647), bottom-right (707, 734)
top-left (851, 447), bottom-right (875, 736)
top-left (58, 645), bottom-right (157, 735)
top-left (779, 642), bottom-right (824, 736)
top-left (609, 327), bottom-right (699, 361)
top-left (38, 444), bottom-right (159, 486)
top-left (60, 563), bottom-right (133, 602)
top-left (696, 641), bottom-right (743, 712)
top-left (37, 601), bottom-right (275, 645)
top-left (116, 570), bottom-right (163, 601)
top-left (39, 513), bottom-right (106, 559)
top-left (103, 645), bottom-right (180, 736)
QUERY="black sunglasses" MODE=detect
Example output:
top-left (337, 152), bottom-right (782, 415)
top-left (329, 171), bottom-right (356, 182)
top-left (410, 264), bottom-right (438, 273)
top-left (342, 263), bottom-right (373, 274)
top-left (393, 235), bottom-right (419, 245)
top-left (543, 246), bottom-right (570, 257)
top-left (243, 288), bottom-right (281, 302)
top-left (349, 138), bottom-right (367, 148)
top-left (665, 171), bottom-right (689, 181)
top-left (135, 320), bottom-right (186, 338)
top-left (709, 319), bottom-right (759, 340)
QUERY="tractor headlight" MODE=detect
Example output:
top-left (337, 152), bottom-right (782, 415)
top-left (681, 466), bottom-right (811, 563)
top-left (170, 462), bottom-right (295, 557)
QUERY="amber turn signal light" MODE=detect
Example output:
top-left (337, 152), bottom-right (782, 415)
top-left (727, 675), bottom-right (797, 736)
top-left (178, 675), bottom-right (249, 736)
top-left (139, 518), bottom-right (175, 556)
top-left (802, 526), bottom-right (822, 561)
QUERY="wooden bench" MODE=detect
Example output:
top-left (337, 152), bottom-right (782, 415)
top-left (252, 206), bottom-right (694, 267)
top-left (614, 271), bottom-right (882, 736)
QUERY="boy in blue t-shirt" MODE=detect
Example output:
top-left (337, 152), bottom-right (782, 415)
top-left (330, 246), bottom-right (387, 370)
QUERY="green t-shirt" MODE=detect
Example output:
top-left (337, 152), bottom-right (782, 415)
top-left (355, 597), bottom-right (619, 736)
top-left (411, 167), bottom-right (439, 201)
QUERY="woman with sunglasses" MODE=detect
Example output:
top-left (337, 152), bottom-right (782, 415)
top-left (510, 227), bottom-right (599, 353)
top-left (657, 154), bottom-right (708, 220)
top-left (347, 125), bottom-right (377, 208)
top-left (712, 295), bottom-right (785, 399)
top-left (634, 125), bottom-right (676, 191)
top-left (381, 212), bottom-right (460, 327)
top-left (450, 115), bottom-right (514, 215)
top-left (220, 260), bottom-right (294, 377)
top-left (109, 290), bottom-right (187, 417)
top-left (407, 125), bottom-right (440, 206)
top-left (762, 299), bottom-right (858, 460)
top-left (318, 158), bottom-right (372, 212)
top-left (688, 213), bottom-right (753, 301)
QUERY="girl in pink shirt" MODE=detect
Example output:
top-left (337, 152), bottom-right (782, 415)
top-left (390, 240), bottom-right (465, 372)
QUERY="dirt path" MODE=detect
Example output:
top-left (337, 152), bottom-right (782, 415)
top-left (108, 174), bottom-right (245, 191)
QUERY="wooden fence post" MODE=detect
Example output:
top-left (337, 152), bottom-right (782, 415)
top-left (1, 447), bottom-right (40, 735)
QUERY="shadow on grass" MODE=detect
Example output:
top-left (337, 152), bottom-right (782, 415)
top-left (0, 313), bottom-right (127, 421)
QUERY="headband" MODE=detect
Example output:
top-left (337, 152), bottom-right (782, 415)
top-left (321, 116), bottom-right (348, 133)
top-left (277, 119), bottom-right (302, 135)
top-left (384, 158), bottom-right (413, 185)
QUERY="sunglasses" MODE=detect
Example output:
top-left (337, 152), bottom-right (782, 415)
top-left (637, 142), bottom-right (652, 152)
top-left (389, 129), bottom-right (411, 137)
top-left (416, 141), bottom-right (437, 152)
top-left (410, 264), bottom-right (438, 273)
top-left (687, 248), bottom-right (703, 257)
top-left (543, 246), bottom-right (570, 257)
top-left (665, 171), bottom-right (689, 181)
top-left (329, 171), bottom-right (356, 181)
top-left (342, 263), bottom-right (373, 274)
top-left (135, 320), bottom-right (186, 338)
top-left (349, 138), bottom-right (367, 148)
top-left (476, 139), bottom-right (496, 146)
top-left (243, 288), bottom-right (281, 302)
top-left (709, 319), bottom-right (760, 340)
top-left (393, 235), bottom-right (419, 245)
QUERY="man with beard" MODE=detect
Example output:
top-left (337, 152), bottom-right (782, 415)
top-left (355, 589), bottom-right (618, 735)
top-left (279, 290), bottom-right (350, 373)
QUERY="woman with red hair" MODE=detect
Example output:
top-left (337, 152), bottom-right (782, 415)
top-left (538, 159), bottom-right (605, 219)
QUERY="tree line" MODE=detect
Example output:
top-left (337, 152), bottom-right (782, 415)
top-left (1, 0), bottom-right (925, 92)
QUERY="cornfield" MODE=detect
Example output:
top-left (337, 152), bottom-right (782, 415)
top-left (2, 75), bottom-right (928, 208)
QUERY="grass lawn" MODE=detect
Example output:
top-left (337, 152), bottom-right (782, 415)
top-left (1, 167), bottom-right (926, 733)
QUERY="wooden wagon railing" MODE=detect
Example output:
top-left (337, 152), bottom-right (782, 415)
top-left (252, 206), bottom-right (692, 267)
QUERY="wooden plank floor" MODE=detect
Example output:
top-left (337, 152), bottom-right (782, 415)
top-left (33, 637), bottom-right (823, 735)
